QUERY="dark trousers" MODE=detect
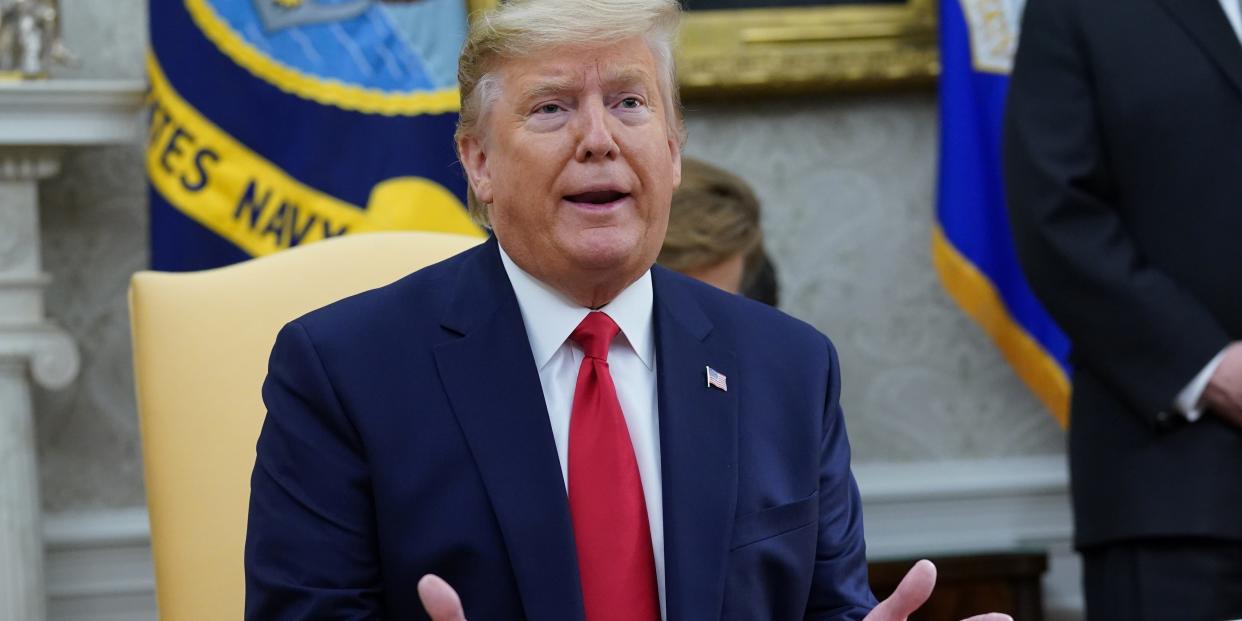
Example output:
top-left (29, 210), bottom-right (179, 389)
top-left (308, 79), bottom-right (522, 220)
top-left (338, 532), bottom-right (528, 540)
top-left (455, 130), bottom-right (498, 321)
top-left (1082, 538), bottom-right (1242, 621)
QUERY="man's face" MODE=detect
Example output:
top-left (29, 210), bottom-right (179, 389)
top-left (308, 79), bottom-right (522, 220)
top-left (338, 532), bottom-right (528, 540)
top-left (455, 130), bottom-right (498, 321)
top-left (460, 37), bottom-right (682, 294)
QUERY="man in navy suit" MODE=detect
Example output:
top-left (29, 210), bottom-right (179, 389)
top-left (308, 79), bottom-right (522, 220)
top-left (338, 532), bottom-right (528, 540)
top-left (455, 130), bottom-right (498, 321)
top-left (245, 1), bottom-right (1013, 619)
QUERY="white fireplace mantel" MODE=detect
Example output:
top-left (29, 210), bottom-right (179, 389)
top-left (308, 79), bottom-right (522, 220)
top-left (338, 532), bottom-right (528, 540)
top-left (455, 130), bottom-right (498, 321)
top-left (0, 80), bottom-right (147, 146)
top-left (0, 79), bottom-right (145, 621)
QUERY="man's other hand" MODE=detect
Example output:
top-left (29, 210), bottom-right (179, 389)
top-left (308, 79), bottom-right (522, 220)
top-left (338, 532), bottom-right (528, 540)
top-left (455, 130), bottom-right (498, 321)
top-left (1205, 342), bottom-right (1242, 427)
top-left (418, 574), bottom-right (466, 621)
top-left (864, 560), bottom-right (1013, 621)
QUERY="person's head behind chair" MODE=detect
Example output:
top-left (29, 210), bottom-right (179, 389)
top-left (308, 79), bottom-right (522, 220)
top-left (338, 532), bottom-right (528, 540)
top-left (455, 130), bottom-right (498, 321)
top-left (658, 157), bottom-right (777, 305)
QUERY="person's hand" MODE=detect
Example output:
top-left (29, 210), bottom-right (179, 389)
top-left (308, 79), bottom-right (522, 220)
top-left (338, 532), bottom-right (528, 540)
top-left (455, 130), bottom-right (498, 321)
top-left (418, 574), bottom-right (466, 621)
top-left (1204, 342), bottom-right (1242, 428)
top-left (420, 562), bottom-right (1015, 621)
top-left (863, 560), bottom-right (1013, 621)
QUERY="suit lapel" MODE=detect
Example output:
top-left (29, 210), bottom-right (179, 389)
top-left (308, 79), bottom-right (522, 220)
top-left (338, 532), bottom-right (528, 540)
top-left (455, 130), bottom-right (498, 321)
top-left (652, 268), bottom-right (738, 621)
top-left (1154, 0), bottom-right (1242, 100)
top-left (433, 238), bottom-right (585, 621)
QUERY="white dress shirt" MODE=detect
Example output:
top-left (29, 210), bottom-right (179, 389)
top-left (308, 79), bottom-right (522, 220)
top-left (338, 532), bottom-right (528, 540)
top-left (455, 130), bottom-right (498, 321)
top-left (498, 245), bottom-right (666, 619)
top-left (1221, 0), bottom-right (1242, 42)
top-left (1176, 350), bottom-right (1227, 421)
top-left (1173, 2), bottom-right (1240, 421)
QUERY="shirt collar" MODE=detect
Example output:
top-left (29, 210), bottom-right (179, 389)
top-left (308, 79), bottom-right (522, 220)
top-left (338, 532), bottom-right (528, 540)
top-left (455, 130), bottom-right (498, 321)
top-left (499, 243), bottom-right (654, 371)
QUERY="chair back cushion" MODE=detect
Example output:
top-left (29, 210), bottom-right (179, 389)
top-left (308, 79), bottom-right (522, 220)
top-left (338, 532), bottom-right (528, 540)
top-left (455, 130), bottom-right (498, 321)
top-left (129, 231), bottom-right (482, 620)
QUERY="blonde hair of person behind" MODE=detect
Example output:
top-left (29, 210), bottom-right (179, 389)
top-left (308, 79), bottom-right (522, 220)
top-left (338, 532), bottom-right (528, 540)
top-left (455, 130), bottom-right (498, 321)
top-left (658, 157), bottom-right (763, 275)
top-left (455, 0), bottom-right (685, 227)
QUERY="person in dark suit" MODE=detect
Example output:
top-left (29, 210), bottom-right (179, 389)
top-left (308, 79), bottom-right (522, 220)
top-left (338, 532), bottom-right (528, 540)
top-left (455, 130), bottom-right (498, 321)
top-left (1004, 0), bottom-right (1242, 618)
top-left (245, 1), bottom-right (1014, 619)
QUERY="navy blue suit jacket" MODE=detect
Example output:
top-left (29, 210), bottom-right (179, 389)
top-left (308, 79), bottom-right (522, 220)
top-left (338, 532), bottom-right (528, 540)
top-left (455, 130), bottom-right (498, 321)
top-left (245, 237), bottom-right (876, 620)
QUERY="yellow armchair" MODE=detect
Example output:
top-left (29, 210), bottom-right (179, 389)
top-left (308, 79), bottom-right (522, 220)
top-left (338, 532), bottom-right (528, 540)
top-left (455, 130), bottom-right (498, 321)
top-left (129, 231), bottom-right (482, 620)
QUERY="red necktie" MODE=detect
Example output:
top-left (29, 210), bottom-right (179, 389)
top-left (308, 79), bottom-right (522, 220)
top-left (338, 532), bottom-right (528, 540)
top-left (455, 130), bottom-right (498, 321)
top-left (567, 312), bottom-right (660, 621)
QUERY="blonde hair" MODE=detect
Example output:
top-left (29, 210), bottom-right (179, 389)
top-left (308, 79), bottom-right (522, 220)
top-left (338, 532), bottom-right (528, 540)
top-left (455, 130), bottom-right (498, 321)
top-left (455, 0), bottom-right (685, 227)
top-left (658, 158), bottom-right (763, 274)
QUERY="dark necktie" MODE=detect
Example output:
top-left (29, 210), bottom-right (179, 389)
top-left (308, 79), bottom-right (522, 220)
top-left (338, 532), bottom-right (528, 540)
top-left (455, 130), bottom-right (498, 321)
top-left (567, 311), bottom-right (660, 621)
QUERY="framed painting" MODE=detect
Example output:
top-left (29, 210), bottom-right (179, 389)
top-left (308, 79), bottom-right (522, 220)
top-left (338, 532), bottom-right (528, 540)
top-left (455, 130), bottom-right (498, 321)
top-left (677, 0), bottom-right (937, 97)
top-left (465, 0), bottom-right (939, 98)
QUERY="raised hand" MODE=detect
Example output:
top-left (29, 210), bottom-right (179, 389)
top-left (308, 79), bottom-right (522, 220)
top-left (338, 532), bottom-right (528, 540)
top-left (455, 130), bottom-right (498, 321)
top-left (419, 562), bottom-right (1014, 621)
top-left (863, 560), bottom-right (1013, 621)
top-left (417, 574), bottom-right (467, 621)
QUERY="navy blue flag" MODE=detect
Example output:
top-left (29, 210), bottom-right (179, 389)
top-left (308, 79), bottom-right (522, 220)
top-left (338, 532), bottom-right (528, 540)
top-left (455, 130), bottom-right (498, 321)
top-left (934, 0), bottom-right (1071, 424)
top-left (147, 0), bottom-right (482, 272)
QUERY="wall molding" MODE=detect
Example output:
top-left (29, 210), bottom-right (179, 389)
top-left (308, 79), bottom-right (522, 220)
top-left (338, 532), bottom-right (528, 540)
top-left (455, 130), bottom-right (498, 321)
top-left (41, 456), bottom-right (1081, 620)
top-left (856, 455), bottom-right (1073, 554)
top-left (45, 508), bottom-right (155, 621)
top-left (854, 455), bottom-right (1082, 619)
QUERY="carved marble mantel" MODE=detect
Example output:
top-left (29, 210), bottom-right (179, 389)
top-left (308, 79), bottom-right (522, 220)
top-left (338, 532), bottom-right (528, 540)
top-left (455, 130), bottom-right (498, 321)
top-left (0, 80), bottom-right (144, 621)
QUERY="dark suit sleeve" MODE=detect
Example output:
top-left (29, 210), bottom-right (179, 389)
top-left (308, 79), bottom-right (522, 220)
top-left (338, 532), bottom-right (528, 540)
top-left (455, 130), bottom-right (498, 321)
top-left (1002, 0), bottom-right (1230, 423)
top-left (805, 336), bottom-right (877, 620)
top-left (245, 321), bottom-right (382, 620)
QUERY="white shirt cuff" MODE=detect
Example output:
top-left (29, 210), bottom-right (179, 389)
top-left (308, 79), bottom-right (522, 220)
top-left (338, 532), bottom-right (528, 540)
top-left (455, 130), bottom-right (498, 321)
top-left (1174, 350), bottom-right (1228, 422)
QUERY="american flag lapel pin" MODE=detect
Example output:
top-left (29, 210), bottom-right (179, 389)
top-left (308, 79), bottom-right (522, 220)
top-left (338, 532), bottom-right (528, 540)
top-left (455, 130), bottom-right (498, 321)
top-left (705, 366), bottom-right (728, 392)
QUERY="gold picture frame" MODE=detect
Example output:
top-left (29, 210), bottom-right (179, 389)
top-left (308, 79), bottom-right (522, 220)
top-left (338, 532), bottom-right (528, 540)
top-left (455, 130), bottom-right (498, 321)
top-left (679, 0), bottom-right (937, 97)
top-left (463, 0), bottom-right (939, 98)
top-left (465, 0), bottom-right (497, 18)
